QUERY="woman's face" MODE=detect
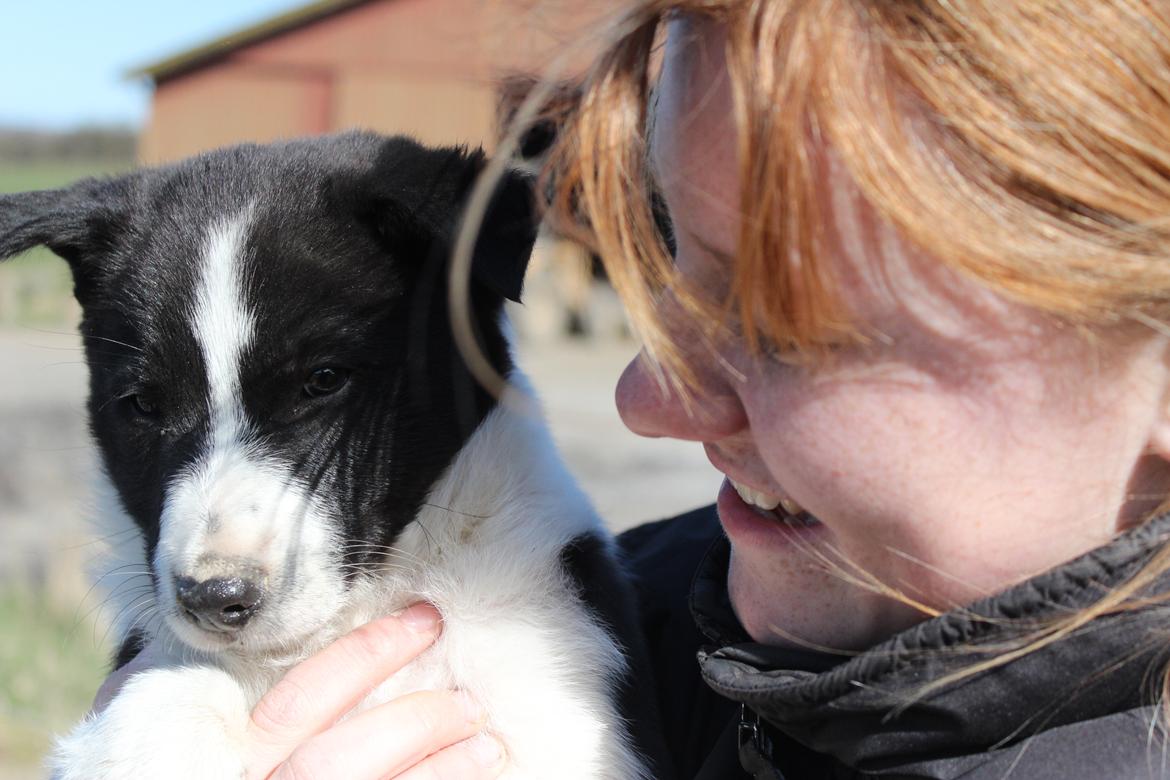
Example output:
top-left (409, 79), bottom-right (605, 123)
top-left (615, 19), bottom-right (1170, 650)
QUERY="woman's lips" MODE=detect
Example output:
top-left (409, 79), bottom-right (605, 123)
top-left (716, 477), bottom-right (824, 547)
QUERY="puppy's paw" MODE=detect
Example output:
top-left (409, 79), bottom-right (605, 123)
top-left (49, 665), bottom-right (250, 780)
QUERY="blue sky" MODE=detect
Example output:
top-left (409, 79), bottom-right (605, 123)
top-left (2, 0), bottom-right (305, 129)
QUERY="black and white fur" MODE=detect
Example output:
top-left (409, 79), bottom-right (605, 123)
top-left (0, 132), bottom-right (655, 779)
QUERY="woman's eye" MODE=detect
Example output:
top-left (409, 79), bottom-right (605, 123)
top-left (304, 367), bottom-right (351, 398)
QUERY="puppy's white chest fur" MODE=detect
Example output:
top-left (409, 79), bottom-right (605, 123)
top-left (340, 391), bottom-right (644, 778)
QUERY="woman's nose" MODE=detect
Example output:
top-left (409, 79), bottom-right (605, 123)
top-left (615, 349), bottom-right (747, 441)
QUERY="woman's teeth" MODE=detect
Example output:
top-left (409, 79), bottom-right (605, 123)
top-left (730, 479), bottom-right (803, 515)
top-left (731, 480), bottom-right (779, 510)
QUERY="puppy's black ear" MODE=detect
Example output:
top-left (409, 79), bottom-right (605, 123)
top-left (0, 176), bottom-right (133, 281)
top-left (468, 165), bottom-right (537, 303)
top-left (349, 137), bottom-right (537, 302)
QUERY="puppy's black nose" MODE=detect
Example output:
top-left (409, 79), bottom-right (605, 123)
top-left (175, 576), bottom-right (263, 632)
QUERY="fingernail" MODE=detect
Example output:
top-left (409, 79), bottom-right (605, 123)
top-left (392, 603), bottom-right (441, 633)
top-left (458, 691), bottom-right (485, 723)
top-left (466, 733), bottom-right (504, 767)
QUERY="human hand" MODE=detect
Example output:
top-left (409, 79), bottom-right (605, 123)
top-left (92, 603), bottom-right (506, 780)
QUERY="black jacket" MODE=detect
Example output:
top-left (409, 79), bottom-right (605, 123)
top-left (618, 505), bottom-right (1170, 779)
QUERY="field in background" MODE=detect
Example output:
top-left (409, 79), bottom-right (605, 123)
top-left (0, 159), bottom-right (131, 778)
top-left (0, 589), bottom-right (111, 773)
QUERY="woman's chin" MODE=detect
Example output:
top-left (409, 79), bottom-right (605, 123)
top-left (726, 544), bottom-right (914, 653)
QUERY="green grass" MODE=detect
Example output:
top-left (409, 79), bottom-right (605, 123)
top-left (0, 161), bottom-right (131, 194)
top-left (0, 589), bottom-right (111, 769)
top-left (0, 159), bottom-right (134, 327)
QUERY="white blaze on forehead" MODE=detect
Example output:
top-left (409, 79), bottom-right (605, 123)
top-left (156, 211), bottom-right (345, 651)
top-left (194, 214), bottom-right (254, 443)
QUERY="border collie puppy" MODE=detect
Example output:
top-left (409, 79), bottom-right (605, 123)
top-left (0, 132), bottom-right (655, 779)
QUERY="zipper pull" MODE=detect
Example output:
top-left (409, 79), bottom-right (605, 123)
top-left (738, 704), bottom-right (785, 779)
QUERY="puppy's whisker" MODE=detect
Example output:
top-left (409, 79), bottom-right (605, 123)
top-left (95, 564), bottom-right (154, 579)
top-left (68, 583), bottom-right (154, 644)
top-left (339, 540), bottom-right (426, 557)
top-left (101, 594), bottom-right (158, 648)
top-left (96, 582), bottom-right (155, 616)
top-left (72, 570), bottom-right (152, 629)
top-left (80, 333), bottom-right (145, 354)
top-left (124, 607), bottom-right (160, 646)
top-left (95, 393), bottom-right (126, 413)
top-left (81, 578), bottom-right (154, 623)
top-left (336, 563), bottom-right (412, 575)
top-left (339, 541), bottom-right (418, 554)
top-left (339, 547), bottom-right (425, 567)
top-left (335, 553), bottom-right (412, 565)
top-left (63, 527), bottom-right (140, 549)
top-left (48, 360), bottom-right (121, 369)
top-left (91, 562), bottom-right (152, 576)
top-left (338, 553), bottom-right (414, 566)
top-left (420, 502), bottom-right (493, 520)
top-left (413, 518), bottom-right (438, 551)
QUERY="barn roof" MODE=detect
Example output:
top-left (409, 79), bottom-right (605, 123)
top-left (128, 0), bottom-right (376, 83)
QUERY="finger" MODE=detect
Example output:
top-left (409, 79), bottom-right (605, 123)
top-left (91, 642), bottom-right (159, 714)
top-left (269, 690), bottom-right (486, 780)
top-left (393, 734), bottom-right (507, 780)
top-left (247, 604), bottom-right (442, 771)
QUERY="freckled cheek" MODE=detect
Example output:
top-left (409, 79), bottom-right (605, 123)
top-left (744, 382), bottom-right (967, 534)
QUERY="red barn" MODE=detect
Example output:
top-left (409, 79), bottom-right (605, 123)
top-left (132, 0), bottom-right (607, 164)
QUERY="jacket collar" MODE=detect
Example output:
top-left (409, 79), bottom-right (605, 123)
top-left (691, 513), bottom-right (1170, 772)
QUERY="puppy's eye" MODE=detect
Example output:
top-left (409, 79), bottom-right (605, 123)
top-left (304, 367), bottom-right (350, 398)
top-left (126, 394), bottom-right (159, 418)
